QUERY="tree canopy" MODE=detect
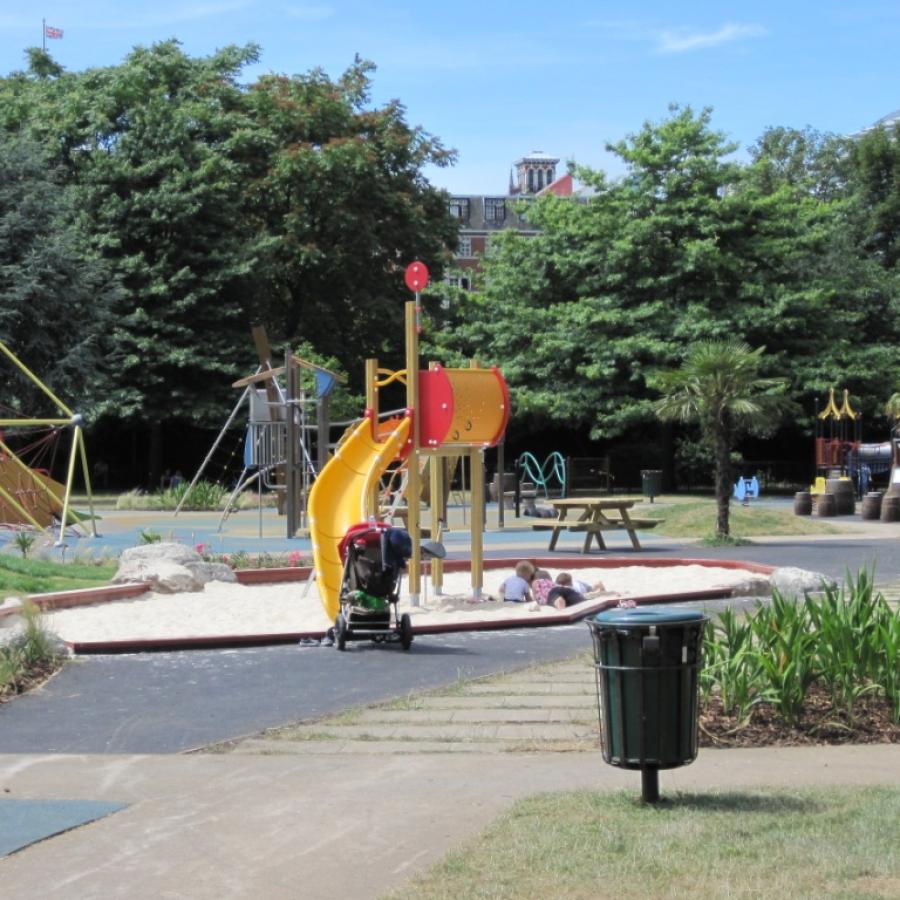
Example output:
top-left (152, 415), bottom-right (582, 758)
top-left (428, 106), bottom-right (900, 478)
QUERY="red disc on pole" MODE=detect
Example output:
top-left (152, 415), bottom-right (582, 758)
top-left (404, 261), bottom-right (429, 292)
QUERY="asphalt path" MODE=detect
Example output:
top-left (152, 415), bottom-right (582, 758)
top-left (0, 624), bottom-right (589, 754)
top-left (1, 537), bottom-right (898, 755)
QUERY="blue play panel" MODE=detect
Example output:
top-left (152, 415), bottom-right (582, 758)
top-left (0, 799), bottom-right (126, 857)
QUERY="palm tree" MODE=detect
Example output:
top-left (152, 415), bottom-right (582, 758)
top-left (653, 341), bottom-right (790, 539)
top-left (886, 392), bottom-right (900, 425)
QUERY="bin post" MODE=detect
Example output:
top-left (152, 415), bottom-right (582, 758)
top-left (642, 767), bottom-right (659, 804)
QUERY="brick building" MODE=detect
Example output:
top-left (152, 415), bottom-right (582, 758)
top-left (446, 151), bottom-right (573, 289)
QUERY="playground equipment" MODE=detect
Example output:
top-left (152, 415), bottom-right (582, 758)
top-left (733, 475), bottom-right (759, 503)
top-left (0, 341), bottom-right (97, 543)
top-left (813, 387), bottom-right (894, 498)
top-left (516, 451), bottom-right (567, 498)
top-left (814, 387), bottom-right (860, 488)
top-left (178, 326), bottom-right (343, 536)
top-left (308, 289), bottom-right (509, 623)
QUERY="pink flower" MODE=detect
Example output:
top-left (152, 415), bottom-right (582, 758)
top-left (195, 543), bottom-right (207, 555)
top-left (288, 551), bottom-right (303, 567)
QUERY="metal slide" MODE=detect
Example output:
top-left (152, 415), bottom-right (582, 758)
top-left (307, 414), bottom-right (411, 621)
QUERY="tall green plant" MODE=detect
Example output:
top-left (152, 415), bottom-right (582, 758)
top-left (749, 591), bottom-right (818, 728)
top-left (806, 571), bottom-right (883, 723)
top-left (703, 609), bottom-right (766, 723)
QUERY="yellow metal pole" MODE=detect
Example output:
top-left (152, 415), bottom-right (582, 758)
top-left (405, 301), bottom-right (421, 605)
top-left (55, 426), bottom-right (81, 545)
top-left (0, 481), bottom-right (46, 531)
top-left (75, 427), bottom-right (99, 537)
top-left (0, 340), bottom-right (74, 416)
top-left (0, 440), bottom-right (68, 517)
top-left (0, 419), bottom-right (71, 427)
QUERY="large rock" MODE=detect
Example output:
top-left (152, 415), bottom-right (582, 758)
top-left (113, 542), bottom-right (237, 593)
top-left (726, 573), bottom-right (773, 597)
top-left (770, 566), bottom-right (835, 599)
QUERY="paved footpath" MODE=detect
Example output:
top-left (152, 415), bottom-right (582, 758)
top-left (1, 657), bottom-right (897, 900)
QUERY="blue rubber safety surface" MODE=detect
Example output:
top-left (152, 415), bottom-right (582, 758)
top-left (0, 799), bottom-right (126, 857)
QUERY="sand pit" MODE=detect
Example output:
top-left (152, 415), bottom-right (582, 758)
top-left (43, 564), bottom-right (770, 645)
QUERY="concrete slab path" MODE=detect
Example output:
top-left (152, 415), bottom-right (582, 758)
top-left (0, 746), bottom-right (897, 900)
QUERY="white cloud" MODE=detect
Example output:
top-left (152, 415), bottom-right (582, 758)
top-left (656, 23), bottom-right (766, 54)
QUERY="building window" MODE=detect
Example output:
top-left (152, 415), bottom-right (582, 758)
top-left (448, 197), bottom-right (469, 221)
top-left (484, 198), bottom-right (506, 223)
top-left (456, 236), bottom-right (472, 257)
top-left (445, 274), bottom-right (472, 291)
top-left (546, 167), bottom-right (554, 186)
top-left (527, 169), bottom-right (535, 193)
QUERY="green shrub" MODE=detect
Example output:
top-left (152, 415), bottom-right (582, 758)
top-left (702, 570), bottom-right (900, 730)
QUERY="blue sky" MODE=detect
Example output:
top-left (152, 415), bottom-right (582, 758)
top-left (2, 1), bottom-right (898, 194)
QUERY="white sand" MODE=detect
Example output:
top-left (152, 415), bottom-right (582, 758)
top-left (44, 565), bottom-right (766, 644)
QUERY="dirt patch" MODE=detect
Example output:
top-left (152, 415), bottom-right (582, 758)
top-left (700, 684), bottom-right (898, 748)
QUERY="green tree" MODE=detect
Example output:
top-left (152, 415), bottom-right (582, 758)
top-left (847, 123), bottom-right (900, 270)
top-left (242, 57), bottom-right (457, 377)
top-left (653, 342), bottom-right (790, 538)
top-left (0, 133), bottom-right (116, 416)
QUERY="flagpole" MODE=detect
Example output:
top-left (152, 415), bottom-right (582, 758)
top-left (42, 18), bottom-right (46, 52)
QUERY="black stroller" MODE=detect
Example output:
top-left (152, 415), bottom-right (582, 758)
top-left (334, 521), bottom-right (444, 652)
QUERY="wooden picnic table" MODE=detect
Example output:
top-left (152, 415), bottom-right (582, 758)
top-left (533, 497), bottom-right (661, 553)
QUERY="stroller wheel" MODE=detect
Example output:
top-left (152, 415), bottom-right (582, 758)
top-left (400, 613), bottom-right (413, 651)
top-left (335, 613), bottom-right (347, 651)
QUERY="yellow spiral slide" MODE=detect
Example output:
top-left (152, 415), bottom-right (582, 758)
top-left (307, 414), bottom-right (411, 621)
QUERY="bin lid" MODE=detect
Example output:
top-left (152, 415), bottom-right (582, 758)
top-left (592, 607), bottom-right (707, 627)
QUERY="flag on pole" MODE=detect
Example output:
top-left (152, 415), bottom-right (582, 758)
top-left (44, 25), bottom-right (63, 39)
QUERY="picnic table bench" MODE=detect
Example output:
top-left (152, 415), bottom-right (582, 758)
top-left (532, 497), bottom-right (663, 553)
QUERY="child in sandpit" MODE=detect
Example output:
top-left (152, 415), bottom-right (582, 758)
top-left (498, 560), bottom-right (535, 603)
top-left (531, 568), bottom-right (554, 605)
top-left (547, 572), bottom-right (606, 610)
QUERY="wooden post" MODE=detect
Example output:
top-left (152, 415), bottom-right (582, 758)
top-left (252, 326), bottom-right (286, 515)
top-left (497, 439), bottom-right (505, 528)
top-left (470, 446), bottom-right (484, 599)
top-left (285, 348), bottom-right (298, 537)
top-left (405, 302), bottom-right (421, 605)
top-left (468, 359), bottom-right (485, 599)
top-left (365, 358), bottom-right (379, 517)
top-left (429, 451), bottom-right (444, 594)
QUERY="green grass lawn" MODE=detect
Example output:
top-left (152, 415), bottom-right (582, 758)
top-left (635, 496), bottom-right (840, 540)
top-left (0, 555), bottom-right (117, 600)
top-left (389, 786), bottom-right (899, 899)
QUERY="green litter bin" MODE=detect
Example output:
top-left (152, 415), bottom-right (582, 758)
top-left (641, 469), bottom-right (662, 502)
top-left (588, 607), bottom-right (707, 802)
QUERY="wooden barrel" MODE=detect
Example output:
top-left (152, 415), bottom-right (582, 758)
top-left (860, 492), bottom-right (883, 520)
top-left (880, 495), bottom-right (900, 522)
top-left (825, 478), bottom-right (856, 515)
top-left (793, 491), bottom-right (812, 516)
top-left (816, 493), bottom-right (836, 517)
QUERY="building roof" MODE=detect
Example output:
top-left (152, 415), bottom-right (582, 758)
top-left (537, 173), bottom-right (574, 197)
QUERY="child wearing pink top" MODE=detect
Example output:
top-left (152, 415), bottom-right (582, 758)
top-left (531, 569), bottom-right (554, 605)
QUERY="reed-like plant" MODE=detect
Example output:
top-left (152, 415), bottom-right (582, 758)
top-left (805, 571), bottom-right (883, 723)
top-left (703, 609), bottom-right (766, 724)
top-left (749, 591), bottom-right (818, 728)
